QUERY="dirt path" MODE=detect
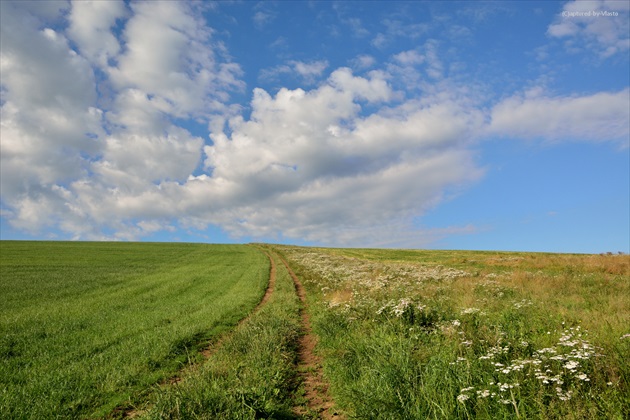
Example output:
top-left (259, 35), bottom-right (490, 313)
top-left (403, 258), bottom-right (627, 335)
top-left (277, 255), bottom-right (344, 419)
top-left (117, 249), bottom-right (277, 418)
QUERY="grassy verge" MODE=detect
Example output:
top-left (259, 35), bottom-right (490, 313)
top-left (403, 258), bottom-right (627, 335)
top-left (140, 246), bottom-right (302, 419)
top-left (0, 241), bottom-right (268, 419)
top-left (275, 246), bottom-right (630, 419)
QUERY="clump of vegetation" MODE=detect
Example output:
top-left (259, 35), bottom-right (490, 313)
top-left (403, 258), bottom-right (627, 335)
top-left (276, 246), bottom-right (629, 419)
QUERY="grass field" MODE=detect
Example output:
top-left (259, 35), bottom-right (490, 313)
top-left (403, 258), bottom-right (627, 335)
top-left (0, 241), bottom-right (269, 419)
top-left (139, 247), bottom-right (303, 419)
top-left (274, 245), bottom-right (630, 419)
top-left (1, 241), bottom-right (628, 419)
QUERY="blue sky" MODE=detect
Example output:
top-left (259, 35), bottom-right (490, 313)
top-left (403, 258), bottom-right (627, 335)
top-left (1, 1), bottom-right (628, 253)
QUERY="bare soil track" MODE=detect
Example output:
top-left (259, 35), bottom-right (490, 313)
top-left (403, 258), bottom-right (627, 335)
top-left (277, 255), bottom-right (344, 419)
top-left (116, 249), bottom-right (343, 419)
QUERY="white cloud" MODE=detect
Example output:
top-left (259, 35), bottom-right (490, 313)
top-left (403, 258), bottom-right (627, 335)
top-left (548, 0), bottom-right (630, 57)
top-left (0, 1), bottom-right (102, 200)
top-left (67, 0), bottom-right (127, 68)
top-left (371, 19), bottom-right (429, 49)
top-left (384, 41), bottom-right (448, 94)
top-left (393, 50), bottom-right (425, 66)
top-left (0, 1), bottom-right (240, 240)
top-left (489, 88), bottom-right (630, 143)
top-left (350, 54), bottom-right (376, 70)
top-left (259, 60), bottom-right (329, 84)
top-left (293, 60), bottom-right (329, 79)
top-left (2, 1), bottom-right (626, 247)
top-left (253, 11), bottom-right (275, 29)
top-left (94, 128), bottom-right (203, 190)
top-left (1, 2), bottom-right (486, 246)
top-left (345, 17), bottom-right (370, 38)
top-left (197, 69), bottom-right (484, 245)
top-left (371, 33), bottom-right (388, 49)
top-left (109, 1), bottom-right (242, 119)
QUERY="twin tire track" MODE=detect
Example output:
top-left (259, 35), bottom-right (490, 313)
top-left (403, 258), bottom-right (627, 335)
top-left (120, 250), bottom-right (278, 418)
top-left (120, 248), bottom-right (341, 419)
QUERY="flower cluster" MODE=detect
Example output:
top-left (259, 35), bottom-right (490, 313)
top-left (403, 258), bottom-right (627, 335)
top-left (377, 298), bottom-right (421, 317)
top-left (284, 247), bottom-right (470, 313)
top-left (512, 299), bottom-right (533, 309)
top-left (457, 382), bottom-right (520, 405)
top-left (457, 326), bottom-right (600, 405)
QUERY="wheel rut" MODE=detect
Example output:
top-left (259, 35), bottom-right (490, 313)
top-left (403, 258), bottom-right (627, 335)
top-left (116, 249), bottom-right (277, 418)
top-left (276, 254), bottom-right (344, 419)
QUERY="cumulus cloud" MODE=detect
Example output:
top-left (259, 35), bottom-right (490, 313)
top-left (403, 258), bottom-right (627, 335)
top-left (67, 0), bottom-right (127, 68)
top-left (547, 0), bottom-right (630, 57)
top-left (43, 67), bottom-right (483, 245)
top-left (109, 1), bottom-right (243, 119)
top-left (198, 68), bottom-right (484, 245)
top-left (489, 88), bottom-right (630, 143)
top-left (0, 1), bottom-right (241, 240)
top-left (0, 1), bottom-right (102, 200)
top-left (2, 0), bottom-right (625, 247)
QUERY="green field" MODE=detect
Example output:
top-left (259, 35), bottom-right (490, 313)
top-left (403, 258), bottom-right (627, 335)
top-left (1, 241), bottom-right (629, 419)
top-left (0, 241), bottom-right (269, 418)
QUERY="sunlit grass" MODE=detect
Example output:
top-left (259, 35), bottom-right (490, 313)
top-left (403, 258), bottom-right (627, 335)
top-left (0, 241), bottom-right (268, 418)
top-left (275, 245), bottom-right (629, 419)
top-left (142, 247), bottom-right (302, 419)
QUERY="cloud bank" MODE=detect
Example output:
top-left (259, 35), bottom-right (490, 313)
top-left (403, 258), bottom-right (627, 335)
top-left (1, 1), bottom-right (628, 246)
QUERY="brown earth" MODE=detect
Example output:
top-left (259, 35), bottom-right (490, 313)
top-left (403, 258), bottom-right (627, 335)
top-left (277, 255), bottom-right (345, 419)
top-left (117, 250), bottom-right (344, 419)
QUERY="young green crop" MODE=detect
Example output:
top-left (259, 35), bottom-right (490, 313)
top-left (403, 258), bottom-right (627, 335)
top-left (0, 241), bottom-right (269, 419)
top-left (142, 246), bottom-right (302, 419)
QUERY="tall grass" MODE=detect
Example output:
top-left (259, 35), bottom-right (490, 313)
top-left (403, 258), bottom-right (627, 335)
top-left (275, 246), bottom-right (629, 419)
top-left (142, 246), bottom-right (302, 419)
top-left (0, 241), bottom-right (268, 419)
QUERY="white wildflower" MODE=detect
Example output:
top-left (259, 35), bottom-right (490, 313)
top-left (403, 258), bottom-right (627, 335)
top-left (457, 394), bottom-right (470, 403)
top-left (477, 390), bottom-right (491, 398)
top-left (563, 360), bottom-right (579, 371)
top-left (461, 307), bottom-right (480, 315)
top-left (392, 298), bottom-right (411, 317)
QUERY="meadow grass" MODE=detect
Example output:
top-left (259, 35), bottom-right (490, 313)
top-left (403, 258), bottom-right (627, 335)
top-left (141, 246), bottom-right (302, 419)
top-left (274, 246), bottom-right (629, 419)
top-left (0, 241), bottom-right (268, 419)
